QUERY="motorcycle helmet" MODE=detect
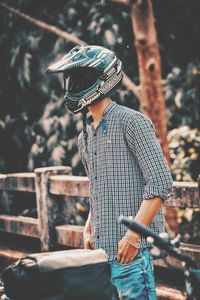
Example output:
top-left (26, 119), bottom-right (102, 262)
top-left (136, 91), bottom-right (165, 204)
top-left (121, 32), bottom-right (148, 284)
top-left (46, 45), bottom-right (123, 114)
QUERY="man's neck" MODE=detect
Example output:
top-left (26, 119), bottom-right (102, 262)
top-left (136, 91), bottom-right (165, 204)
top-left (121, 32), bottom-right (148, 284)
top-left (88, 97), bottom-right (112, 122)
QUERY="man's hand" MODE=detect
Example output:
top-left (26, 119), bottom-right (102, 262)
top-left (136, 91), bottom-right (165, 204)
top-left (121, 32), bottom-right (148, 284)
top-left (83, 233), bottom-right (94, 250)
top-left (117, 232), bottom-right (140, 264)
top-left (83, 211), bottom-right (93, 249)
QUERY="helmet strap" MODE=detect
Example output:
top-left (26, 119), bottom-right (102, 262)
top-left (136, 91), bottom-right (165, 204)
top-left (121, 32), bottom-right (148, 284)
top-left (82, 111), bottom-right (88, 153)
top-left (63, 73), bottom-right (66, 89)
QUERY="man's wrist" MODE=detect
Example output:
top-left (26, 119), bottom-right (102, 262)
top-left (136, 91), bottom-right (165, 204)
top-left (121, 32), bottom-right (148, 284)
top-left (124, 234), bottom-right (140, 249)
top-left (125, 230), bottom-right (140, 244)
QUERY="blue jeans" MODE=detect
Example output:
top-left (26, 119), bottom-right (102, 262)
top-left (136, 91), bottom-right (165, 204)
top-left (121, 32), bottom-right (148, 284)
top-left (109, 248), bottom-right (157, 300)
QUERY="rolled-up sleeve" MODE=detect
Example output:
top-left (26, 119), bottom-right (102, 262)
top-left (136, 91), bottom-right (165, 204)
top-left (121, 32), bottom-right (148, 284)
top-left (125, 113), bottom-right (173, 201)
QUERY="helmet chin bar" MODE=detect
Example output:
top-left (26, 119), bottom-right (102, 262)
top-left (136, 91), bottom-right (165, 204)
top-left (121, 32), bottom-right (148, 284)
top-left (68, 70), bottom-right (123, 114)
top-left (74, 92), bottom-right (101, 113)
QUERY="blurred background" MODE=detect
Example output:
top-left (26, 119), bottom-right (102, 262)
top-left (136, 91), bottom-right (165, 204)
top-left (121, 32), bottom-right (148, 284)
top-left (0, 0), bottom-right (199, 245)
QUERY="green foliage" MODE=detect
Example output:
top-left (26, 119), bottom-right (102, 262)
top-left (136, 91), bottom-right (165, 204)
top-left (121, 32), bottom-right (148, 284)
top-left (165, 62), bottom-right (200, 130)
top-left (168, 126), bottom-right (200, 181)
top-left (154, 0), bottom-right (200, 72)
top-left (178, 209), bottom-right (200, 245)
top-left (165, 61), bottom-right (200, 182)
top-left (27, 96), bottom-right (84, 174)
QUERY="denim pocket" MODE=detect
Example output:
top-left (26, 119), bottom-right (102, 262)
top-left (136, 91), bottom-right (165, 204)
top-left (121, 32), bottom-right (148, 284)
top-left (110, 249), bottom-right (157, 300)
top-left (114, 258), bottom-right (142, 268)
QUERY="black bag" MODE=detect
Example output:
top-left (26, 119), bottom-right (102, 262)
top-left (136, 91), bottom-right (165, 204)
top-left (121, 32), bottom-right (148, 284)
top-left (2, 249), bottom-right (113, 300)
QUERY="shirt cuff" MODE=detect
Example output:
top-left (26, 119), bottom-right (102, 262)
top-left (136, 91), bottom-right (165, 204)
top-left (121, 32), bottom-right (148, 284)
top-left (143, 185), bottom-right (172, 202)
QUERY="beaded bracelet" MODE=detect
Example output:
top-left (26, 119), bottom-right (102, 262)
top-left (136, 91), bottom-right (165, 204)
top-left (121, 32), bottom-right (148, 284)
top-left (125, 234), bottom-right (140, 249)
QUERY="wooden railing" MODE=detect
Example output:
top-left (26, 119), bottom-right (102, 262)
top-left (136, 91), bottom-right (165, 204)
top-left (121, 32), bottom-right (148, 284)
top-left (0, 167), bottom-right (199, 253)
top-left (0, 167), bottom-right (87, 251)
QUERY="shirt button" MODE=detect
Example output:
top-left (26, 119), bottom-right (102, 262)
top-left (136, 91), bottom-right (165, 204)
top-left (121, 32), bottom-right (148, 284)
top-left (94, 152), bottom-right (97, 155)
top-left (97, 236), bottom-right (99, 239)
top-left (94, 133), bottom-right (97, 137)
top-left (95, 176), bottom-right (97, 180)
top-left (97, 216), bottom-right (99, 219)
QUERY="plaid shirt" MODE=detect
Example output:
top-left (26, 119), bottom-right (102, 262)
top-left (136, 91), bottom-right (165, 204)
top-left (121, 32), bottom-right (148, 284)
top-left (78, 101), bottom-right (173, 259)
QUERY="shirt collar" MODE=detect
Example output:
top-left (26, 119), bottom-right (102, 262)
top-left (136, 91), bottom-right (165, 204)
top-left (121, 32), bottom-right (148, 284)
top-left (103, 101), bottom-right (117, 117)
top-left (87, 101), bottom-right (117, 126)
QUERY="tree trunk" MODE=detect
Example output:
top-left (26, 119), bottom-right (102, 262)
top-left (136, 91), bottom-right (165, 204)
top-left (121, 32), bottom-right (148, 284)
top-left (130, 0), bottom-right (170, 164)
top-left (130, 0), bottom-right (178, 235)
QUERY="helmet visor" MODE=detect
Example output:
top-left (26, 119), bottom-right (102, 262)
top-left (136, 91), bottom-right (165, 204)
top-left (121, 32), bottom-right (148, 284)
top-left (64, 67), bottom-right (101, 94)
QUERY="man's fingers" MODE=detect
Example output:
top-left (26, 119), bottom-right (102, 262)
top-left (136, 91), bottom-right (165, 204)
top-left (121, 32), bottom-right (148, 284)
top-left (120, 256), bottom-right (126, 264)
top-left (124, 255), bottom-right (131, 264)
top-left (117, 239), bottom-right (128, 263)
top-left (84, 238), bottom-right (93, 249)
top-left (117, 252), bottom-right (122, 262)
top-left (89, 239), bottom-right (94, 249)
top-left (84, 242), bottom-right (91, 249)
top-left (117, 238), bottom-right (139, 264)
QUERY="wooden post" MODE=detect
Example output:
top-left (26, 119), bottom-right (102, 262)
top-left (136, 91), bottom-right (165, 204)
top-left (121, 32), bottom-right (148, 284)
top-left (34, 166), bottom-right (72, 251)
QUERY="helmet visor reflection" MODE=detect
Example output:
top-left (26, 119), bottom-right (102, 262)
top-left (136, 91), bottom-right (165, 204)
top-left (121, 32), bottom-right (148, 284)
top-left (64, 67), bottom-right (101, 94)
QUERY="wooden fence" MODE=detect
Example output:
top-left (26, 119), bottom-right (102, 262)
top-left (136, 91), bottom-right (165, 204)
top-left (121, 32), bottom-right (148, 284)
top-left (0, 166), bottom-right (199, 254)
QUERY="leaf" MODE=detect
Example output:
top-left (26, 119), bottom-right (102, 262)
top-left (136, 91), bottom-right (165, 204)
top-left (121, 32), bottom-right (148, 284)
top-left (23, 53), bottom-right (32, 84)
top-left (104, 29), bottom-right (116, 46)
top-left (174, 90), bottom-right (182, 108)
top-left (10, 45), bottom-right (20, 68)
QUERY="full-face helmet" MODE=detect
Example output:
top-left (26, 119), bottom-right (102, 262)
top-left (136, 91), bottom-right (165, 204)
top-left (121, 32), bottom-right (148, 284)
top-left (46, 45), bottom-right (123, 114)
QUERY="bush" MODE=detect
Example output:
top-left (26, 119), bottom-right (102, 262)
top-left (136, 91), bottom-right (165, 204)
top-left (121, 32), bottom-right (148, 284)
top-left (178, 209), bottom-right (200, 245)
top-left (168, 126), bottom-right (200, 181)
top-left (165, 62), bottom-right (200, 130)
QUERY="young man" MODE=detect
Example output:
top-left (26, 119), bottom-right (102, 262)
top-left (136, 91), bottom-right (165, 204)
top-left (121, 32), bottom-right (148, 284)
top-left (46, 45), bottom-right (173, 300)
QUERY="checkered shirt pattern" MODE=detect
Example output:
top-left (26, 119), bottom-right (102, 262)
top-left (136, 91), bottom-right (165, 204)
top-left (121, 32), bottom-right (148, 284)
top-left (78, 101), bottom-right (173, 259)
